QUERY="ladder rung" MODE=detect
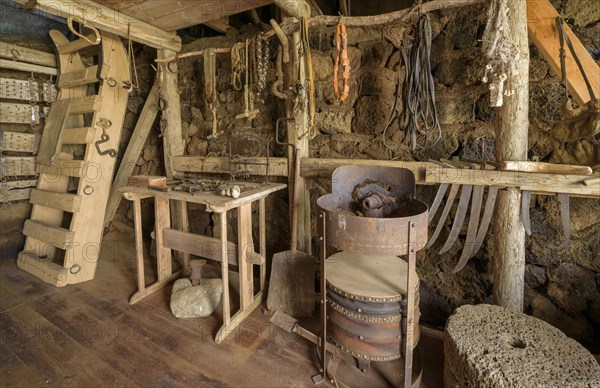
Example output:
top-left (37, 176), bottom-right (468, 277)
top-left (36, 160), bottom-right (85, 177)
top-left (58, 65), bottom-right (99, 89)
top-left (57, 34), bottom-right (99, 55)
top-left (68, 96), bottom-right (101, 114)
top-left (62, 127), bottom-right (96, 144)
top-left (23, 220), bottom-right (74, 250)
top-left (30, 189), bottom-right (82, 212)
top-left (17, 251), bottom-right (68, 286)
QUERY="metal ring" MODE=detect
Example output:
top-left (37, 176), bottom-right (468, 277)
top-left (157, 97), bottom-right (167, 111)
top-left (167, 61), bottom-right (177, 73)
top-left (83, 185), bottom-right (94, 195)
top-left (105, 77), bottom-right (118, 88)
top-left (69, 264), bottom-right (81, 274)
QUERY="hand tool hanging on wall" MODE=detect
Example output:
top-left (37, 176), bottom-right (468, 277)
top-left (333, 21), bottom-right (350, 101)
top-left (400, 14), bottom-right (441, 150)
top-left (508, 160), bottom-right (593, 250)
top-left (426, 159), bottom-right (500, 273)
top-left (235, 40), bottom-right (260, 121)
top-left (204, 48), bottom-right (223, 140)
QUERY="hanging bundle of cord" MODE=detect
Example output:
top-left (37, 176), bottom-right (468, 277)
top-left (400, 14), bottom-right (441, 150)
top-left (481, 0), bottom-right (520, 107)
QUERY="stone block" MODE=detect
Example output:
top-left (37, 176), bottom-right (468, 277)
top-left (352, 96), bottom-right (394, 135)
top-left (170, 278), bottom-right (223, 319)
top-left (437, 98), bottom-right (474, 124)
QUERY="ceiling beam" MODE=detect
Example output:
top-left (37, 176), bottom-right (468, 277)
top-left (204, 17), bottom-right (230, 34)
top-left (273, 0), bottom-right (311, 18)
top-left (12, 0), bottom-right (181, 51)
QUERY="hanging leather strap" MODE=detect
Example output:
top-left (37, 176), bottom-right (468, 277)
top-left (333, 23), bottom-right (350, 101)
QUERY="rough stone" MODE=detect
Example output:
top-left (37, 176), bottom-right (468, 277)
top-left (345, 26), bottom-right (383, 46)
top-left (352, 96), bottom-right (394, 135)
top-left (127, 95), bottom-right (146, 114)
top-left (315, 109), bottom-right (353, 134)
top-left (311, 50), bottom-right (334, 81)
top-left (359, 41), bottom-right (394, 68)
top-left (530, 292), bottom-right (594, 348)
top-left (444, 304), bottom-right (600, 387)
top-left (170, 278), bottom-right (223, 319)
top-left (359, 66), bottom-right (397, 96)
top-left (564, 0), bottom-right (600, 27)
top-left (143, 145), bottom-right (159, 161)
top-left (443, 16), bottom-right (480, 49)
top-left (1, 202), bottom-right (31, 233)
top-left (524, 265), bottom-right (547, 288)
top-left (437, 98), bottom-right (475, 124)
top-left (419, 280), bottom-right (452, 325)
top-left (547, 263), bottom-right (598, 314)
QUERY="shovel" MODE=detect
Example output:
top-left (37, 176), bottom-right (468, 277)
top-left (267, 150), bottom-right (315, 317)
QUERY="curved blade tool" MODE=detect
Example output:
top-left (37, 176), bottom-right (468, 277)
top-left (558, 193), bottom-right (570, 249)
top-left (425, 184), bottom-right (460, 249)
top-left (471, 185), bottom-right (500, 256)
top-left (439, 184), bottom-right (473, 254)
top-left (428, 183), bottom-right (449, 224)
top-left (521, 190), bottom-right (532, 236)
top-left (453, 185), bottom-right (484, 273)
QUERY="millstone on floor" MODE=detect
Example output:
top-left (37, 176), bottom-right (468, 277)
top-left (444, 304), bottom-right (600, 387)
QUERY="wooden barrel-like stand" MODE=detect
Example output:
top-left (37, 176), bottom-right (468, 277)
top-left (326, 252), bottom-right (420, 361)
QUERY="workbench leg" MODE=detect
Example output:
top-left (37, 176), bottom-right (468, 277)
top-left (237, 203), bottom-right (254, 309)
top-left (155, 196), bottom-right (172, 282)
top-left (220, 212), bottom-right (230, 328)
top-left (259, 198), bottom-right (266, 293)
top-left (179, 199), bottom-right (190, 273)
top-left (133, 198), bottom-right (145, 297)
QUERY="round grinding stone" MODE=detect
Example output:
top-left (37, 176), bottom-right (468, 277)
top-left (444, 304), bottom-right (600, 387)
top-left (326, 251), bottom-right (408, 300)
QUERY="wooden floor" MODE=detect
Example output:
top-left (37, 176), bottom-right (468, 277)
top-left (0, 232), bottom-right (444, 387)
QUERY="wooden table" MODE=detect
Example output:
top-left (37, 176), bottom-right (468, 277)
top-left (120, 182), bottom-right (286, 343)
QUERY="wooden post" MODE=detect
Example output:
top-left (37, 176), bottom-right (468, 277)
top-left (493, 0), bottom-right (529, 311)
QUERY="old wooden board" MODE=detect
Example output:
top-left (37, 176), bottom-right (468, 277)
top-left (527, 0), bottom-right (600, 105)
top-left (0, 78), bottom-right (39, 101)
top-left (11, 0), bottom-right (181, 51)
top-left (0, 131), bottom-right (39, 153)
top-left (0, 102), bottom-right (40, 124)
top-left (173, 156), bottom-right (289, 177)
top-left (0, 179), bottom-right (37, 202)
top-left (0, 58), bottom-right (57, 76)
top-left (0, 156), bottom-right (36, 177)
top-left (0, 42), bottom-right (57, 67)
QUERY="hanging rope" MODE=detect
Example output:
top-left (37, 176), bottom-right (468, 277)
top-left (481, 0), bottom-right (520, 107)
top-left (126, 23), bottom-right (140, 93)
top-left (400, 14), bottom-right (441, 150)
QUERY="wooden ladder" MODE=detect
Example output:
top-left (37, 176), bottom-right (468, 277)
top-left (17, 29), bottom-right (130, 286)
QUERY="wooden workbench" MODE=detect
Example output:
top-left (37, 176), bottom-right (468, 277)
top-left (120, 182), bottom-right (286, 343)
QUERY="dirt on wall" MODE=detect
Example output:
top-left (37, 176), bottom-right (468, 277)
top-left (120, 1), bottom-right (599, 352)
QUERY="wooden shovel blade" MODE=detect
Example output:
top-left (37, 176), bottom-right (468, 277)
top-left (470, 185), bottom-right (500, 257)
top-left (521, 190), bottom-right (532, 236)
top-left (428, 183), bottom-right (449, 224)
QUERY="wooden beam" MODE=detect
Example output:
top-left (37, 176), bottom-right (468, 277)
top-left (171, 156), bottom-right (599, 197)
top-left (263, 0), bottom-right (485, 38)
top-left (527, 0), bottom-right (600, 105)
top-left (0, 42), bottom-right (57, 67)
top-left (0, 59), bottom-right (57, 76)
top-left (494, 0), bottom-right (529, 312)
top-left (11, 0), bottom-right (181, 51)
top-left (204, 17), bottom-right (230, 34)
top-left (173, 156), bottom-right (289, 177)
top-left (104, 82), bottom-right (159, 228)
top-left (0, 156), bottom-right (36, 177)
top-left (157, 50), bottom-right (183, 177)
top-left (273, 0), bottom-right (311, 18)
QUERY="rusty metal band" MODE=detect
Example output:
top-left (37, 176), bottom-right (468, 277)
top-left (326, 281), bottom-right (406, 303)
top-left (439, 184), bottom-right (473, 254)
top-left (327, 335), bottom-right (402, 362)
top-left (328, 300), bottom-right (403, 323)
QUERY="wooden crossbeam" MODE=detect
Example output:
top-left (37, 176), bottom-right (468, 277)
top-left (0, 42), bottom-right (57, 67)
top-left (12, 0), bottom-right (181, 51)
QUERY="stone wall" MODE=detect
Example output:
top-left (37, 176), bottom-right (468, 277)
top-left (119, 1), bottom-right (599, 352)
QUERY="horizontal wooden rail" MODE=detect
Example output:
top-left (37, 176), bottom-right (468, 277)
top-left (172, 156), bottom-right (599, 197)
